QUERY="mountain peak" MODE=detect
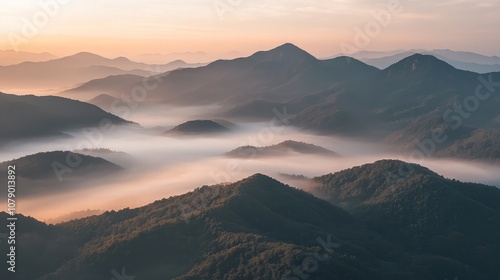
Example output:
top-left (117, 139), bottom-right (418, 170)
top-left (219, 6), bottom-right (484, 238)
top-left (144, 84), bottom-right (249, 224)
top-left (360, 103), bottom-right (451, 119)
top-left (383, 53), bottom-right (458, 80)
top-left (71, 51), bottom-right (105, 59)
top-left (251, 43), bottom-right (317, 62)
top-left (237, 173), bottom-right (280, 186)
top-left (58, 52), bottom-right (108, 63)
top-left (272, 43), bottom-right (312, 55)
top-left (166, 120), bottom-right (231, 135)
top-left (231, 173), bottom-right (294, 195)
top-left (274, 42), bottom-right (302, 51)
top-left (387, 53), bottom-right (455, 72)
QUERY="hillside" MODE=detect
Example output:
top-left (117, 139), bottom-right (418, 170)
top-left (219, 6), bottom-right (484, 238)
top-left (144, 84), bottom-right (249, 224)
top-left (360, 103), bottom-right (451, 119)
top-left (69, 43), bottom-right (378, 106)
top-left (0, 92), bottom-right (132, 144)
top-left (310, 160), bottom-right (500, 279)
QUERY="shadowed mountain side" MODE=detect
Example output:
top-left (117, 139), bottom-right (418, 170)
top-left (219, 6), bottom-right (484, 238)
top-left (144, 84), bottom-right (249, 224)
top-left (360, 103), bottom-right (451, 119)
top-left (226, 140), bottom-right (339, 158)
top-left (0, 151), bottom-right (122, 197)
top-left (310, 159), bottom-right (500, 279)
top-left (63, 43), bottom-right (378, 106)
top-left (165, 120), bottom-right (233, 136)
top-left (0, 92), bottom-right (133, 143)
top-left (290, 54), bottom-right (500, 160)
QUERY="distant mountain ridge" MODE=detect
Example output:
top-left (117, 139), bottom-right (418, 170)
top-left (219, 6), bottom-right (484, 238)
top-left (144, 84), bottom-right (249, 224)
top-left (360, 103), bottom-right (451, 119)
top-left (0, 52), bottom-right (204, 94)
top-left (0, 50), bottom-right (57, 66)
top-left (351, 49), bottom-right (500, 73)
top-left (59, 44), bottom-right (500, 163)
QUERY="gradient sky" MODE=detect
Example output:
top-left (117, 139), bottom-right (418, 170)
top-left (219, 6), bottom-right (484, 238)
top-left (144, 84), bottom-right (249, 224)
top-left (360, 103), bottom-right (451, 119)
top-left (1, 0), bottom-right (499, 59)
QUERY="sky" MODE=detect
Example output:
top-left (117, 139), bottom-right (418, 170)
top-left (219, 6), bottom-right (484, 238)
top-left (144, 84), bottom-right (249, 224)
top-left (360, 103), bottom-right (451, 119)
top-left (0, 0), bottom-right (499, 59)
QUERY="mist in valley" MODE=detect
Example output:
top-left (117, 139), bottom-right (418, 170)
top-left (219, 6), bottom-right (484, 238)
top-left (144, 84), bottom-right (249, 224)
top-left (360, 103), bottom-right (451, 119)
top-left (1, 106), bottom-right (499, 222)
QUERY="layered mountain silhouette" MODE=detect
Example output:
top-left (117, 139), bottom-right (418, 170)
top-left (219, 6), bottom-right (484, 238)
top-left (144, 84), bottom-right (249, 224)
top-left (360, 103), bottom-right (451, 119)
top-left (0, 50), bottom-right (57, 66)
top-left (0, 53), bottom-right (203, 94)
top-left (1, 163), bottom-right (499, 279)
top-left (226, 140), bottom-right (338, 158)
top-left (64, 43), bottom-right (499, 162)
top-left (0, 92), bottom-right (132, 143)
top-left (290, 54), bottom-right (500, 162)
top-left (65, 43), bottom-right (378, 105)
top-left (64, 74), bottom-right (145, 101)
top-left (0, 151), bottom-right (122, 197)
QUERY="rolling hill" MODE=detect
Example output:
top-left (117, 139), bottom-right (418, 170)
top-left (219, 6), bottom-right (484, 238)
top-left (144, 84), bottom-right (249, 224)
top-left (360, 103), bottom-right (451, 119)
top-left (0, 92), bottom-right (132, 144)
top-left (165, 120), bottom-right (232, 136)
top-left (226, 140), bottom-right (338, 158)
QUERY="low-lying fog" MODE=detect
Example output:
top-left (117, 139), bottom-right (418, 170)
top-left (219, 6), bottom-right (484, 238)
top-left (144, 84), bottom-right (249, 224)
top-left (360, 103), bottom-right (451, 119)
top-left (1, 104), bottom-right (499, 222)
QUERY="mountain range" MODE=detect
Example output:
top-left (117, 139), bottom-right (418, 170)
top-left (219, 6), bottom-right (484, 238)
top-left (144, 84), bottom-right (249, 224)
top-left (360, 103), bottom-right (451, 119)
top-left (0, 50), bottom-right (57, 66)
top-left (1, 160), bottom-right (498, 279)
top-left (0, 52), bottom-right (203, 94)
top-left (70, 43), bottom-right (499, 163)
top-left (1, 44), bottom-right (498, 163)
